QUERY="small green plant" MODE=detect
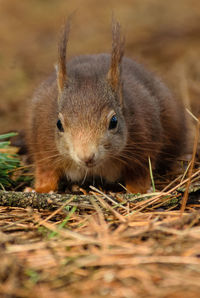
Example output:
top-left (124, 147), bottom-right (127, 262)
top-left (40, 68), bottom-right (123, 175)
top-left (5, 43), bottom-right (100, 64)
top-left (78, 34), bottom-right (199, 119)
top-left (25, 269), bottom-right (40, 284)
top-left (49, 206), bottom-right (77, 238)
top-left (0, 132), bottom-right (20, 189)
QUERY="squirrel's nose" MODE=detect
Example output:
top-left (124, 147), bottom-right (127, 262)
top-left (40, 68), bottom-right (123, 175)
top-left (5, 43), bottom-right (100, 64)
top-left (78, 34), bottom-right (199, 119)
top-left (81, 153), bottom-right (95, 167)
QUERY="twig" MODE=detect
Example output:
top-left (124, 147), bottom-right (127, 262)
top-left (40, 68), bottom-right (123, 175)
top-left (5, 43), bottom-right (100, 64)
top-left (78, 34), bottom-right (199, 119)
top-left (0, 190), bottom-right (95, 210)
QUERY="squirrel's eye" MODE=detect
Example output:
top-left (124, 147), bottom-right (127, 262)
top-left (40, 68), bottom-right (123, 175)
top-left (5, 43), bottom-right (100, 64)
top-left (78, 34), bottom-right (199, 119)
top-left (109, 115), bottom-right (118, 130)
top-left (57, 119), bottom-right (64, 132)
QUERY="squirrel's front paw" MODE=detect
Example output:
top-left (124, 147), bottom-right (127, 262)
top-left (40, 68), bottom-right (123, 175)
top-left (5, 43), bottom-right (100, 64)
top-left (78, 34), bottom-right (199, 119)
top-left (24, 187), bottom-right (36, 193)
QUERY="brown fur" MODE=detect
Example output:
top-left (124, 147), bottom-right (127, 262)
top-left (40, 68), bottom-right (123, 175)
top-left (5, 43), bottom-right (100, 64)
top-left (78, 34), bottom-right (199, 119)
top-left (26, 19), bottom-right (187, 193)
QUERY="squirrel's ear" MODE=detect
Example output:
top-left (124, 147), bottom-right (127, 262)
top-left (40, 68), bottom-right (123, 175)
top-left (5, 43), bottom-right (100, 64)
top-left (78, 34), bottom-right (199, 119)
top-left (57, 19), bottom-right (71, 95)
top-left (107, 20), bottom-right (125, 93)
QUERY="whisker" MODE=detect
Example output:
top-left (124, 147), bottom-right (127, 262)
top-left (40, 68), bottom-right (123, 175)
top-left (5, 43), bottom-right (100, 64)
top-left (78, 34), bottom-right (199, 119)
top-left (81, 168), bottom-right (88, 185)
top-left (35, 154), bottom-right (63, 164)
top-left (92, 173), bottom-right (95, 186)
top-left (100, 170), bottom-right (103, 186)
top-left (106, 153), bottom-right (148, 171)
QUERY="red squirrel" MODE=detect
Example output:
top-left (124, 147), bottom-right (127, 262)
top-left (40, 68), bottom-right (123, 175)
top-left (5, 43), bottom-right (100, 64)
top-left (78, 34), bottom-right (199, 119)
top-left (26, 20), bottom-right (187, 193)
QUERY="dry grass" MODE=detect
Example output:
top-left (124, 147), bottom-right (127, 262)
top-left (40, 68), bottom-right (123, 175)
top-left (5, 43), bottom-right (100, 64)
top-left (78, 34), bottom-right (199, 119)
top-left (1, 177), bottom-right (200, 297)
top-left (1, 152), bottom-right (200, 297)
top-left (1, 0), bottom-right (200, 297)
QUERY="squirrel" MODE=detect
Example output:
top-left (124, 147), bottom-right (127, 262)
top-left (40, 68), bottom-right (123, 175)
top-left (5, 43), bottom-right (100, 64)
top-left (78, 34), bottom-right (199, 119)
top-left (26, 19), bottom-right (187, 194)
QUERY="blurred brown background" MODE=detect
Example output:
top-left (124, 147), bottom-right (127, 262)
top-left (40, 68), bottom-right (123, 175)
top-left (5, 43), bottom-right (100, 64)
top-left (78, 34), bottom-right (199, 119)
top-left (0, 0), bottom-right (200, 133)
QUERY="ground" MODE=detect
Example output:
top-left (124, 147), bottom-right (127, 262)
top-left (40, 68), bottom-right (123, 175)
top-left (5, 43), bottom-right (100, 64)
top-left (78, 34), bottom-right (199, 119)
top-left (0, 0), bottom-right (200, 297)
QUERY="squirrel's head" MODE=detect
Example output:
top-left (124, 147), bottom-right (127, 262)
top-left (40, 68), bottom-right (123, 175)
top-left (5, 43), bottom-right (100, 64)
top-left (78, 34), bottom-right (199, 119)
top-left (55, 19), bottom-right (127, 170)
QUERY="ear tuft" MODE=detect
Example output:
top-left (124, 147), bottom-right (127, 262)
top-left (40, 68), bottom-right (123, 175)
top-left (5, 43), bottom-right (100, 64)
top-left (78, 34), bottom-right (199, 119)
top-left (57, 18), bottom-right (71, 96)
top-left (107, 19), bottom-right (125, 92)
